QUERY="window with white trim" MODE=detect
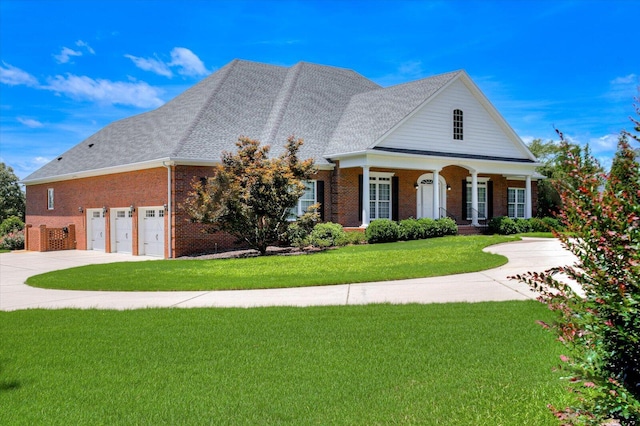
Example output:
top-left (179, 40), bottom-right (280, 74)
top-left (289, 180), bottom-right (316, 218)
top-left (466, 180), bottom-right (488, 220)
top-left (370, 173), bottom-right (393, 220)
top-left (47, 188), bottom-right (54, 210)
top-left (508, 188), bottom-right (526, 219)
top-left (453, 109), bottom-right (464, 140)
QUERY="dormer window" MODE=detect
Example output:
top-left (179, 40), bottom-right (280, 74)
top-left (453, 109), bottom-right (463, 140)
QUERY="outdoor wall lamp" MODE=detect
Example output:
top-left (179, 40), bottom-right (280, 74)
top-left (447, 184), bottom-right (452, 191)
top-left (163, 203), bottom-right (168, 211)
top-left (78, 206), bottom-right (83, 213)
top-left (130, 205), bottom-right (135, 213)
top-left (414, 182), bottom-right (419, 189)
top-left (102, 206), bottom-right (108, 214)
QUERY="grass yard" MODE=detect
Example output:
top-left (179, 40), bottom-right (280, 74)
top-left (27, 235), bottom-right (518, 291)
top-left (0, 301), bottom-right (567, 425)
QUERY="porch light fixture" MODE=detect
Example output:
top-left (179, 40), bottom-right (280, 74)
top-left (129, 205), bottom-right (135, 213)
top-left (414, 182), bottom-right (419, 189)
top-left (163, 203), bottom-right (168, 211)
top-left (78, 206), bottom-right (83, 213)
top-left (447, 184), bottom-right (452, 191)
top-left (102, 206), bottom-right (108, 214)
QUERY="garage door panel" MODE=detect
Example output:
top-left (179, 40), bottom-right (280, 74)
top-left (140, 208), bottom-right (164, 257)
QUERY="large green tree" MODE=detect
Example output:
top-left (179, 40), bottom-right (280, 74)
top-left (182, 136), bottom-right (316, 255)
top-left (0, 162), bottom-right (25, 222)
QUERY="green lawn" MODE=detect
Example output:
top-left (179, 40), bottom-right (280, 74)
top-left (0, 301), bottom-right (567, 425)
top-left (27, 235), bottom-right (518, 291)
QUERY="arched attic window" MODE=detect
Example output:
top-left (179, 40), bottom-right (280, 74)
top-left (453, 109), bottom-right (463, 140)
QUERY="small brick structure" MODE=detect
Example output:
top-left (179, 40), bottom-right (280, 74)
top-left (25, 224), bottom-right (76, 252)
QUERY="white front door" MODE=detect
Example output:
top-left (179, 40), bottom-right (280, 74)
top-left (417, 173), bottom-right (447, 219)
top-left (88, 209), bottom-right (106, 251)
top-left (140, 208), bottom-right (165, 257)
top-left (112, 209), bottom-right (133, 254)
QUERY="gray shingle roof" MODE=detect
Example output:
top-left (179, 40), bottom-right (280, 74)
top-left (23, 60), bottom-right (463, 182)
top-left (324, 71), bottom-right (461, 156)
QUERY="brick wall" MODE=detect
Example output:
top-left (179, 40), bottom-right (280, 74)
top-left (26, 168), bottom-right (168, 254)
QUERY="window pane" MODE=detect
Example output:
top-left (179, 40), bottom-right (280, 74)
top-left (379, 183), bottom-right (390, 201)
top-left (517, 204), bottom-right (525, 218)
top-left (508, 189), bottom-right (515, 203)
top-left (517, 189), bottom-right (525, 203)
top-left (379, 202), bottom-right (390, 219)
top-left (370, 183), bottom-right (376, 201)
top-left (508, 204), bottom-right (515, 218)
top-left (370, 201), bottom-right (377, 219)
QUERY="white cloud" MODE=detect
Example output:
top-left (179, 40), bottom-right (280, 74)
top-left (54, 46), bottom-right (83, 64)
top-left (17, 117), bottom-right (44, 128)
top-left (607, 73), bottom-right (639, 101)
top-left (0, 62), bottom-right (38, 86)
top-left (168, 47), bottom-right (208, 76)
top-left (34, 156), bottom-right (50, 165)
top-left (611, 74), bottom-right (637, 85)
top-left (125, 54), bottom-right (173, 77)
top-left (124, 47), bottom-right (209, 78)
top-left (589, 133), bottom-right (620, 153)
top-left (44, 74), bottom-right (164, 108)
top-left (75, 40), bottom-right (95, 55)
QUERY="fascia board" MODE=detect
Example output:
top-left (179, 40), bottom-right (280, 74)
top-left (328, 149), bottom-right (542, 176)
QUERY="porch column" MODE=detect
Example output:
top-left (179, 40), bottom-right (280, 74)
top-left (471, 171), bottom-right (479, 226)
top-left (525, 175), bottom-right (532, 219)
top-left (433, 169), bottom-right (440, 219)
top-left (361, 166), bottom-right (370, 227)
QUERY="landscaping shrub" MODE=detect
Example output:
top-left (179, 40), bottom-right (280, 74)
top-left (417, 218), bottom-right (438, 238)
top-left (437, 217), bottom-right (458, 236)
top-left (488, 216), bottom-right (519, 235)
top-left (308, 222), bottom-right (347, 248)
top-left (0, 229), bottom-right (24, 250)
top-left (513, 218), bottom-right (533, 233)
top-left (398, 218), bottom-right (424, 240)
top-left (514, 129), bottom-right (640, 424)
top-left (0, 215), bottom-right (24, 236)
top-left (541, 216), bottom-right (562, 232)
top-left (365, 219), bottom-right (399, 243)
top-left (527, 217), bottom-right (547, 232)
top-left (336, 231), bottom-right (366, 246)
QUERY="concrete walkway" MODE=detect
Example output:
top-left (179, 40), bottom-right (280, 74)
top-left (0, 238), bottom-right (577, 311)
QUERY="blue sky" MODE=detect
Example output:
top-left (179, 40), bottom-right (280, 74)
top-left (1, 0), bottom-right (638, 179)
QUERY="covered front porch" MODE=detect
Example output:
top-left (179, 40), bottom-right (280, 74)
top-left (331, 150), bottom-right (540, 228)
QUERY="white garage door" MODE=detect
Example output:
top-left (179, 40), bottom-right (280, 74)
top-left (88, 209), bottom-right (106, 251)
top-left (140, 208), bottom-right (165, 257)
top-left (112, 209), bottom-right (133, 254)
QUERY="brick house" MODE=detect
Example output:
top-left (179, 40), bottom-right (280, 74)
top-left (23, 59), bottom-right (541, 258)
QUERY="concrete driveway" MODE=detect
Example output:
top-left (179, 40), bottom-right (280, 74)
top-left (0, 238), bottom-right (577, 311)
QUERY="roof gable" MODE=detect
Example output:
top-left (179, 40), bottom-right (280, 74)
top-left (375, 73), bottom-right (535, 161)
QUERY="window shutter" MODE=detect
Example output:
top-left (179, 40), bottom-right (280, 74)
top-left (316, 180), bottom-right (325, 221)
top-left (461, 180), bottom-right (468, 219)
top-left (358, 175), bottom-right (363, 221)
top-left (392, 176), bottom-right (399, 221)
top-left (487, 181), bottom-right (494, 219)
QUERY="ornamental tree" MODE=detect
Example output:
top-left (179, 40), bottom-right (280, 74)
top-left (0, 162), bottom-right (25, 222)
top-left (514, 105), bottom-right (640, 425)
top-left (182, 136), bottom-right (316, 255)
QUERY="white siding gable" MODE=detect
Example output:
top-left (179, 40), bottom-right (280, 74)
top-left (376, 78), bottom-right (530, 160)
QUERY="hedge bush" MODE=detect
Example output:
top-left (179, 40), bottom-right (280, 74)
top-left (308, 222), bottom-right (347, 248)
top-left (436, 217), bottom-right (458, 236)
top-left (365, 219), bottom-right (400, 243)
top-left (489, 216), bottom-right (564, 235)
top-left (398, 219), bottom-right (424, 240)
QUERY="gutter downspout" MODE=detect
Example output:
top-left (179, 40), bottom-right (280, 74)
top-left (162, 161), bottom-right (173, 259)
